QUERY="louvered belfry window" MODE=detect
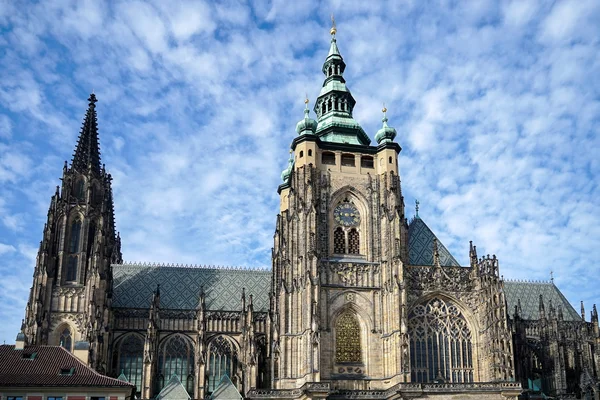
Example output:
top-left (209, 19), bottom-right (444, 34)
top-left (409, 298), bottom-right (474, 383)
top-left (348, 229), bottom-right (360, 254)
top-left (335, 312), bottom-right (362, 363)
top-left (334, 227), bottom-right (345, 254)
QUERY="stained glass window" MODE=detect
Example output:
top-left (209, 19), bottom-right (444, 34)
top-left (207, 336), bottom-right (238, 393)
top-left (60, 327), bottom-right (72, 352)
top-left (334, 228), bottom-right (345, 254)
top-left (348, 229), bottom-right (360, 254)
top-left (118, 335), bottom-right (144, 395)
top-left (158, 334), bottom-right (194, 395)
top-left (335, 312), bottom-right (361, 363)
top-left (409, 298), bottom-right (473, 383)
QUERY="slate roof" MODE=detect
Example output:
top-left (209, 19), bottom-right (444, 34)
top-left (504, 281), bottom-right (581, 321)
top-left (0, 344), bottom-right (134, 388)
top-left (408, 217), bottom-right (461, 267)
top-left (112, 264), bottom-right (271, 311)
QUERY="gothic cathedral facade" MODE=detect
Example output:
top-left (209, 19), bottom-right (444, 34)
top-left (21, 29), bottom-right (600, 400)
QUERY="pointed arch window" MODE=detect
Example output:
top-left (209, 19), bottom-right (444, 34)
top-left (73, 178), bottom-right (85, 200)
top-left (207, 336), bottom-right (238, 393)
top-left (158, 335), bottom-right (194, 395)
top-left (68, 220), bottom-right (81, 253)
top-left (334, 228), bottom-right (345, 254)
top-left (336, 312), bottom-right (362, 363)
top-left (117, 335), bottom-right (144, 394)
top-left (59, 326), bottom-right (72, 352)
top-left (348, 229), bottom-right (360, 254)
top-left (409, 298), bottom-right (473, 383)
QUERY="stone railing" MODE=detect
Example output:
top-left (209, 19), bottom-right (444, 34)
top-left (248, 381), bottom-right (522, 399)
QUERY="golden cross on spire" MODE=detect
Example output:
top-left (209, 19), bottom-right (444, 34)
top-left (330, 14), bottom-right (337, 36)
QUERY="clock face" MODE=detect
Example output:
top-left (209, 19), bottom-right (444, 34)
top-left (334, 202), bottom-right (360, 227)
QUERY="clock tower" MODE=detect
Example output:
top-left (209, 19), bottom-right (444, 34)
top-left (270, 24), bottom-right (410, 391)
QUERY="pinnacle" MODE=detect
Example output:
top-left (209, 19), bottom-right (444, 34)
top-left (71, 93), bottom-right (102, 175)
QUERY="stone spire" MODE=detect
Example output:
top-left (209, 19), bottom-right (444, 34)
top-left (313, 19), bottom-right (370, 145)
top-left (72, 93), bottom-right (101, 175)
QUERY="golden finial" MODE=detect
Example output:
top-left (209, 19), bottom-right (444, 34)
top-left (382, 102), bottom-right (387, 115)
top-left (330, 14), bottom-right (337, 36)
top-left (304, 95), bottom-right (309, 105)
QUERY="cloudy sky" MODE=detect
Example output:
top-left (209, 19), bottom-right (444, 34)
top-left (0, 0), bottom-right (599, 344)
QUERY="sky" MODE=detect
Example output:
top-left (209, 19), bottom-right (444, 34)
top-left (0, 0), bottom-right (599, 344)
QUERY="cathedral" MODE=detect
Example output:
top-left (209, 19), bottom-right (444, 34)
top-left (20, 25), bottom-right (600, 400)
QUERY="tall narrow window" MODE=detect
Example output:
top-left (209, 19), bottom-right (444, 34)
top-left (118, 335), bottom-right (144, 395)
top-left (65, 256), bottom-right (78, 282)
top-left (335, 312), bottom-right (361, 363)
top-left (348, 229), bottom-right (360, 254)
top-left (158, 335), bottom-right (195, 395)
top-left (207, 336), bottom-right (238, 393)
top-left (68, 220), bottom-right (81, 253)
top-left (334, 228), bottom-right (345, 254)
top-left (87, 221), bottom-right (96, 256)
top-left (73, 178), bottom-right (85, 200)
top-left (409, 298), bottom-right (473, 383)
top-left (60, 327), bottom-right (72, 352)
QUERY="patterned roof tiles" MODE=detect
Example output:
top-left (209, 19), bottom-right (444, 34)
top-left (503, 280), bottom-right (581, 321)
top-left (112, 263), bottom-right (271, 311)
top-left (0, 345), bottom-right (134, 388)
top-left (408, 217), bottom-right (461, 267)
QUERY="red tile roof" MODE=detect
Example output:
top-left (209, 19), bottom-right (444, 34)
top-left (0, 345), bottom-right (134, 388)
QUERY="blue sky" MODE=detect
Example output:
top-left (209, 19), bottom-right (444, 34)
top-left (0, 0), bottom-right (599, 344)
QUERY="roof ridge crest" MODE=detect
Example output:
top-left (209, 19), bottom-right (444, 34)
top-left (115, 262), bottom-right (271, 271)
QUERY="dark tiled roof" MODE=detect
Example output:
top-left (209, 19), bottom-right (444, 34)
top-left (504, 281), bottom-right (581, 321)
top-left (408, 217), bottom-right (461, 267)
top-left (0, 345), bottom-right (134, 388)
top-left (112, 264), bottom-right (271, 311)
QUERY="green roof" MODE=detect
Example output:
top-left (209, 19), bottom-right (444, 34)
top-left (112, 263), bottom-right (270, 311)
top-left (504, 281), bottom-right (581, 321)
top-left (209, 374), bottom-right (242, 400)
top-left (408, 217), bottom-right (461, 267)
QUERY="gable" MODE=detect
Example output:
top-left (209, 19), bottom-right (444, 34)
top-left (408, 217), bottom-right (460, 267)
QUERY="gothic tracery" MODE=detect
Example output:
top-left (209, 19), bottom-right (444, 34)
top-left (409, 297), bottom-right (473, 383)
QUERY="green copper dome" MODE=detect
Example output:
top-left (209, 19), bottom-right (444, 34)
top-left (375, 112), bottom-right (397, 144)
top-left (295, 103), bottom-right (317, 135)
top-left (281, 154), bottom-right (294, 182)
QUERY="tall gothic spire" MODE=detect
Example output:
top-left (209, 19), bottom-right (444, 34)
top-left (72, 93), bottom-right (101, 175)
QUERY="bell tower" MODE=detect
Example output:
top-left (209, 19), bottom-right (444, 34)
top-left (22, 94), bottom-right (121, 373)
top-left (270, 22), bottom-right (410, 391)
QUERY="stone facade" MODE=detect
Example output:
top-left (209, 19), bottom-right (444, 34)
top-left (21, 30), bottom-right (600, 400)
